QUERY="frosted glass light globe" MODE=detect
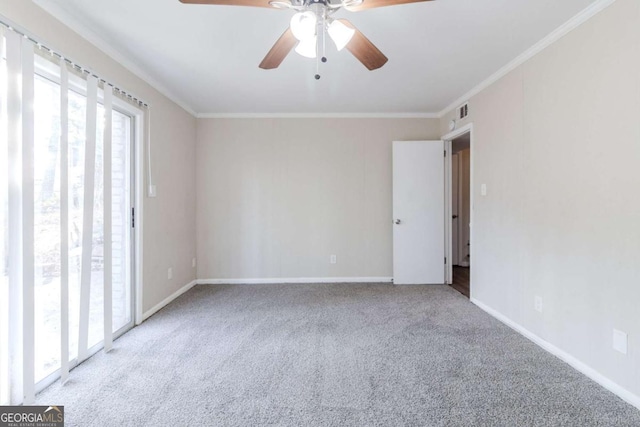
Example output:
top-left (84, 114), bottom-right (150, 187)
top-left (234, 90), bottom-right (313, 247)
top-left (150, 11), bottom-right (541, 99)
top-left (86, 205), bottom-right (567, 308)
top-left (327, 20), bottom-right (355, 51)
top-left (290, 11), bottom-right (317, 42)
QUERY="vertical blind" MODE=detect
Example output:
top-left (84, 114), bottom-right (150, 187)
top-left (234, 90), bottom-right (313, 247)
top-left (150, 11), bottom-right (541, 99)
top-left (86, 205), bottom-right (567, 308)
top-left (0, 23), bottom-right (146, 405)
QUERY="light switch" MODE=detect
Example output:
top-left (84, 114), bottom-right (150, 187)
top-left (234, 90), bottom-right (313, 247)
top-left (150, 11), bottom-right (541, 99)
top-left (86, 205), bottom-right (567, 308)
top-left (481, 184), bottom-right (487, 196)
top-left (613, 329), bottom-right (628, 355)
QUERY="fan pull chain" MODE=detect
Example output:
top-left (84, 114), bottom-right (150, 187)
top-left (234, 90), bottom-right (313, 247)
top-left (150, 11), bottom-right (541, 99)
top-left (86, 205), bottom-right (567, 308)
top-left (315, 54), bottom-right (320, 80)
top-left (321, 14), bottom-right (327, 64)
top-left (314, 18), bottom-right (321, 80)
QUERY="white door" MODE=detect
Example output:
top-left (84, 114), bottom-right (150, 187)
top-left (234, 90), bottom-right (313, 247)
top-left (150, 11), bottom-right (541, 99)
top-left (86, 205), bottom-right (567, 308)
top-left (392, 141), bottom-right (445, 285)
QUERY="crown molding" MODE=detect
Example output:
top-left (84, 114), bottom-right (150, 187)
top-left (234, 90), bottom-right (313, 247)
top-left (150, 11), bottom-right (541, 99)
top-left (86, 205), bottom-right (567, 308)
top-left (33, 0), bottom-right (198, 117)
top-left (436, 0), bottom-right (618, 118)
top-left (197, 112), bottom-right (440, 119)
top-left (32, 0), bottom-right (617, 121)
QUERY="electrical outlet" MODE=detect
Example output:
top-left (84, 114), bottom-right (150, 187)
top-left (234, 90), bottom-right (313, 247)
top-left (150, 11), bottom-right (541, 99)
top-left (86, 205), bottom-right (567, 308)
top-left (534, 296), bottom-right (543, 313)
top-left (330, 255), bottom-right (337, 264)
top-left (613, 329), bottom-right (628, 355)
top-left (481, 184), bottom-right (487, 196)
top-left (167, 267), bottom-right (173, 280)
top-left (192, 258), bottom-right (196, 268)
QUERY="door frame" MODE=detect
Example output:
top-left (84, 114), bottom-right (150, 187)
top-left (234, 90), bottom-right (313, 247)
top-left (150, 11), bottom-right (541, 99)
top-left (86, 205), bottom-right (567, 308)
top-left (131, 107), bottom-right (145, 326)
top-left (442, 123), bottom-right (474, 291)
top-left (102, 95), bottom-right (145, 327)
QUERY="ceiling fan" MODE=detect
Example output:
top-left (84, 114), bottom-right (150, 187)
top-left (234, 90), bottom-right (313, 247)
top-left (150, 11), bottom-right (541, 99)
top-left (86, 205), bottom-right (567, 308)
top-left (179, 0), bottom-right (434, 76)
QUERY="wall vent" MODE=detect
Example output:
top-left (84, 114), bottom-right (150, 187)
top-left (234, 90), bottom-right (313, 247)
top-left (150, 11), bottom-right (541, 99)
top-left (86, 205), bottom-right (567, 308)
top-left (458, 103), bottom-right (469, 120)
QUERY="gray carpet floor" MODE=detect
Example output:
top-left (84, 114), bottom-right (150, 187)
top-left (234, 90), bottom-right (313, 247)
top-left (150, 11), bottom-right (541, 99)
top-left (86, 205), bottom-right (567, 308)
top-left (36, 283), bottom-right (640, 426)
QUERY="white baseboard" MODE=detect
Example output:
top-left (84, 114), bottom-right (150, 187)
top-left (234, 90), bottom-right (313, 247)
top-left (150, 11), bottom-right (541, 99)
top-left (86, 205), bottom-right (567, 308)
top-left (141, 277), bottom-right (391, 321)
top-left (198, 277), bottom-right (393, 285)
top-left (471, 297), bottom-right (640, 411)
top-left (141, 279), bottom-right (197, 322)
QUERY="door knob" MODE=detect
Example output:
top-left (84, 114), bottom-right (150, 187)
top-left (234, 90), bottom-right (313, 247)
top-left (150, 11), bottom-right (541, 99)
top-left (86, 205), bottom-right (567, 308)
top-left (452, 215), bottom-right (458, 219)
top-left (394, 219), bottom-right (402, 225)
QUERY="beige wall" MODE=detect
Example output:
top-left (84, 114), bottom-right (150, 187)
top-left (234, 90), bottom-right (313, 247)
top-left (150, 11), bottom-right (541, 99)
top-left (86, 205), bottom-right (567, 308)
top-left (0, 1), bottom-right (198, 313)
top-left (196, 118), bottom-right (440, 280)
top-left (6, 0), bottom-right (639, 404)
top-left (441, 0), bottom-right (640, 398)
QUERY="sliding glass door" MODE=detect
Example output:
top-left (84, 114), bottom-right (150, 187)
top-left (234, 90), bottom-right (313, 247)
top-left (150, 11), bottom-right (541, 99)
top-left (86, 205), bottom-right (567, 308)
top-left (0, 38), bottom-right (138, 403)
top-left (31, 57), bottom-right (135, 389)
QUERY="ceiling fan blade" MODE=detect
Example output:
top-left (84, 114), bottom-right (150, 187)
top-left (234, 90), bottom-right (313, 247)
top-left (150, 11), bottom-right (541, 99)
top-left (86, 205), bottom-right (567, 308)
top-left (346, 0), bottom-right (434, 12)
top-left (179, 0), bottom-right (273, 8)
top-left (338, 20), bottom-right (388, 71)
top-left (259, 28), bottom-right (297, 69)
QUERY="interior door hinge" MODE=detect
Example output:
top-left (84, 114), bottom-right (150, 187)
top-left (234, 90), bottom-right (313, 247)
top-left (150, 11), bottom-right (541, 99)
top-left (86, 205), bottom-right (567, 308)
top-left (445, 257), bottom-right (447, 264)
top-left (131, 207), bottom-right (135, 228)
top-left (444, 150), bottom-right (446, 157)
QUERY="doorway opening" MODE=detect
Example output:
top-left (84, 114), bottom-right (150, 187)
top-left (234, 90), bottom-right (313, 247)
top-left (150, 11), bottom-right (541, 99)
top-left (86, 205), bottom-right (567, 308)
top-left (444, 124), bottom-right (472, 298)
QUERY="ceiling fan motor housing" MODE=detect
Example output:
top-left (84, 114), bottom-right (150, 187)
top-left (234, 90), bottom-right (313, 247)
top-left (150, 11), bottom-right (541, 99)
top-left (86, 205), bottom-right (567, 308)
top-left (306, 0), bottom-right (328, 6)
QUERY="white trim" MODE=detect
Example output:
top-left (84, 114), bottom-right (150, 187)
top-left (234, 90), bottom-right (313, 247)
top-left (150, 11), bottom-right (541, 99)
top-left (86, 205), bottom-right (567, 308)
top-left (441, 123), bottom-right (473, 143)
top-left (196, 112), bottom-right (439, 119)
top-left (471, 297), bottom-right (640, 411)
top-left (198, 277), bottom-right (394, 285)
top-left (141, 280), bottom-right (197, 322)
top-left (140, 277), bottom-right (394, 322)
top-left (442, 123), bottom-right (474, 295)
top-left (444, 139), bottom-right (452, 284)
top-left (437, 0), bottom-right (618, 118)
top-left (30, 1), bottom-right (197, 117)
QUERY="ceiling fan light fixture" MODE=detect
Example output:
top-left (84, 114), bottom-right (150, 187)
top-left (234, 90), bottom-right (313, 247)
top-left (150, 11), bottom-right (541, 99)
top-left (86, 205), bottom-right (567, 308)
top-left (269, 0), bottom-right (292, 8)
top-left (341, 0), bottom-right (363, 8)
top-left (290, 11), bottom-right (317, 41)
top-left (327, 19), bottom-right (355, 51)
top-left (294, 36), bottom-right (317, 58)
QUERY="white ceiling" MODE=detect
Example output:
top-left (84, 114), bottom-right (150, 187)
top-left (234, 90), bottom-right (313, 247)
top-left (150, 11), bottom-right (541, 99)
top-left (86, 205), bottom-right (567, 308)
top-left (34, 0), bottom-right (597, 115)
